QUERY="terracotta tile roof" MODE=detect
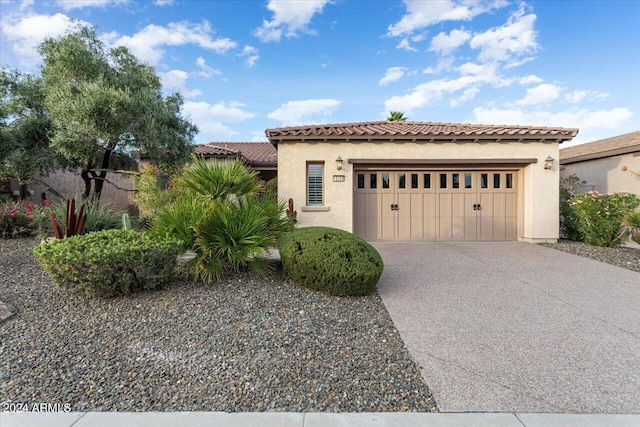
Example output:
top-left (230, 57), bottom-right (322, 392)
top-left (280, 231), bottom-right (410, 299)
top-left (560, 131), bottom-right (640, 164)
top-left (195, 142), bottom-right (277, 167)
top-left (266, 121), bottom-right (578, 144)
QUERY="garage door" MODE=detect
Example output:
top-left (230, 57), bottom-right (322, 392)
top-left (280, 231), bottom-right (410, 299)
top-left (354, 170), bottom-right (517, 241)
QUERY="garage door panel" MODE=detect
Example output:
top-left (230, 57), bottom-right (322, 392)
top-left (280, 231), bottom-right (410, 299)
top-left (380, 192), bottom-right (396, 240)
top-left (354, 193), bottom-right (366, 238)
top-left (354, 170), bottom-right (517, 241)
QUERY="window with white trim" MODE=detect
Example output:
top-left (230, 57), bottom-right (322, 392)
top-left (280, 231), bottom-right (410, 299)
top-left (307, 162), bottom-right (324, 206)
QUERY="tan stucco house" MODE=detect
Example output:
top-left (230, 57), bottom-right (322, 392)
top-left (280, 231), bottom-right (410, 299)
top-left (267, 121), bottom-right (578, 243)
top-left (560, 131), bottom-right (640, 195)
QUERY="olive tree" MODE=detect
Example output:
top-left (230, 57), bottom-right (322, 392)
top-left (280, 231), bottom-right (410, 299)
top-left (36, 25), bottom-right (198, 200)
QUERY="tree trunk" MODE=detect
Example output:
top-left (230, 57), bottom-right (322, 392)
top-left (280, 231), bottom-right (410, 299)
top-left (93, 149), bottom-right (113, 201)
top-left (80, 168), bottom-right (92, 199)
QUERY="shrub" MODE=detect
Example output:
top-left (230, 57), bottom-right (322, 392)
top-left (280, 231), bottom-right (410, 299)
top-left (621, 210), bottom-right (640, 244)
top-left (569, 191), bottom-right (639, 247)
top-left (559, 174), bottom-right (585, 240)
top-left (0, 200), bottom-right (53, 239)
top-left (33, 229), bottom-right (182, 297)
top-left (147, 158), bottom-right (293, 283)
top-left (52, 195), bottom-right (124, 234)
top-left (278, 227), bottom-right (384, 297)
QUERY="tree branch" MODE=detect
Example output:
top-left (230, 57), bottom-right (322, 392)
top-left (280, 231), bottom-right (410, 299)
top-left (29, 178), bottom-right (65, 199)
top-left (89, 175), bottom-right (137, 192)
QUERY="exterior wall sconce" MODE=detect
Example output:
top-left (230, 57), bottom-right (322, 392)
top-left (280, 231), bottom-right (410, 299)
top-left (336, 155), bottom-right (343, 171)
top-left (543, 155), bottom-right (554, 170)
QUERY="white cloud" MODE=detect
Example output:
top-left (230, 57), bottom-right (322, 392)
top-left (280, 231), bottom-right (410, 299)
top-left (469, 6), bottom-right (538, 64)
top-left (396, 38), bottom-right (417, 52)
top-left (251, 131), bottom-right (269, 142)
top-left (519, 74), bottom-right (543, 85)
top-left (254, 0), bottom-right (331, 43)
top-left (154, 0), bottom-right (174, 5)
top-left (241, 45), bottom-right (259, 68)
top-left (184, 101), bottom-right (255, 139)
top-left (472, 106), bottom-right (633, 142)
top-left (388, 0), bottom-right (506, 37)
top-left (449, 87), bottom-right (480, 107)
top-left (429, 28), bottom-right (471, 55)
top-left (55, 0), bottom-right (129, 10)
top-left (564, 89), bottom-right (608, 104)
top-left (0, 12), bottom-right (84, 66)
top-left (385, 62), bottom-right (504, 113)
top-left (110, 21), bottom-right (237, 66)
top-left (379, 67), bottom-right (406, 86)
top-left (195, 56), bottom-right (222, 78)
top-left (160, 69), bottom-right (189, 89)
top-left (516, 83), bottom-right (562, 105)
top-left (268, 99), bottom-right (341, 125)
top-left (159, 69), bottom-right (202, 99)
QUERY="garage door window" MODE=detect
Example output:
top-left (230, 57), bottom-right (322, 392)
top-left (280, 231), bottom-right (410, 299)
top-left (307, 162), bottom-right (323, 206)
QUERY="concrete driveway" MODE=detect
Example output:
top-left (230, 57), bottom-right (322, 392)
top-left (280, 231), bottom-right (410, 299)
top-left (372, 242), bottom-right (640, 413)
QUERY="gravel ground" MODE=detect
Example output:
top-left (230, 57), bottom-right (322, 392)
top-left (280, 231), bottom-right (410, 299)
top-left (539, 240), bottom-right (640, 273)
top-left (0, 238), bottom-right (437, 412)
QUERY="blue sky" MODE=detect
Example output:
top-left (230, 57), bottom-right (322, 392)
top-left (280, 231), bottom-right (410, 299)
top-left (1, 0), bottom-right (638, 146)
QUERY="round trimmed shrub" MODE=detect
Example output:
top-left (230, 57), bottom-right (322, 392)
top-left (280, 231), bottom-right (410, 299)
top-left (278, 227), bottom-right (384, 296)
top-left (33, 229), bottom-right (182, 297)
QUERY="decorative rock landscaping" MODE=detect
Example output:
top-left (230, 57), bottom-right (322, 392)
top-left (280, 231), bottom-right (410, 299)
top-left (540, 240), bottom-right (640, 273)
top-left (0, 238), bottom-right (437, 412)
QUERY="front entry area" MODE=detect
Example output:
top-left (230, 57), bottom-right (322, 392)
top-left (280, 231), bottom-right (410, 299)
top-left (354, 170), bottom-right (517, 241)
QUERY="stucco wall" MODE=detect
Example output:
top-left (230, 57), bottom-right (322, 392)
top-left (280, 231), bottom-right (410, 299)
top-left (560, 153), bottom-right (640, 196)
top-left (277, 140), bottom-right (560, 242)
top-left (10, 170), bottom-right (135, 211)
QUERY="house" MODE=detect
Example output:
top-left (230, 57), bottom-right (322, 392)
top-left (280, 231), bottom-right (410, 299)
top-left (195, 142), bottom-right (277, 181)
top-left (267, 121), bottom-right (578, 243)
top-left (560, 131), bottom-right (640, 195)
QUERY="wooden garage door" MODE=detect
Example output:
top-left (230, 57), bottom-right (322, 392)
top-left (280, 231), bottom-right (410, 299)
top-left (354, 171), bottom-right (517, 241)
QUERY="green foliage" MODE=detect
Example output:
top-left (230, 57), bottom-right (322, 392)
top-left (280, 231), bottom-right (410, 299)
top-left (387, 111), bottom-right (407, 122)
top-left (278, 227), bottom-right (384, 297)
top-left (559, 174), bottom-right (586, 240)
top-left (0, 69), bottom-right (60, 183)
top-left (147, 159), bottom-right (293, 282)
top-left (192, 198), bottom-right (277, 282)
top-left (181, 156), bottom-right (262, 202)
top-left (149, 194), bottom-right (207, 250)
top-left (568, 191), bottom-right (640, 247)
top-left (621, 210), bottom-right (640, 244)
top-left (121, 213), bottom-right (131, 230)
top-left (0, 200), bottom-right (53, 239)
top-left (0, 24), bottom-right (197, 201)
top-left (131, 164), bottom-right (175, 217)
top-left (262, 178), bottom-right (278, 201)
top-left (33, 229), bottom-right (182, 297)
top-left (52, 194), bottom-right (124, 234)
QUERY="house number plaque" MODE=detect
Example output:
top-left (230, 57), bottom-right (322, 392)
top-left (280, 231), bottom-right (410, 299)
top-left (333, 175), bottom-right (346, 182)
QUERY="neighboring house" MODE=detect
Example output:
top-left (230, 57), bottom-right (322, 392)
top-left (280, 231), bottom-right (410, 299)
top-left (267, 121), bottom-right (578, 243)
top-left (195, 142), bottom-right (277, 181)
top-left (560, 131), bottom-right (640, 195)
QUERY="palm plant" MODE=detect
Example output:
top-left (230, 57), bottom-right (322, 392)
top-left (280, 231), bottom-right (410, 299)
top-left (387, 111), bottom-right (408, 121)
top-left (148, 157), bottom-right (293, 282)
top-left (621, 210), bottom-right (640, 244)
top-left (192, 197), bottom-right (276, 282)
top-left (181, 155), bottom-right (262, 201)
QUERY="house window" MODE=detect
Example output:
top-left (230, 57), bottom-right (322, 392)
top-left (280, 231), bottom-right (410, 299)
top-left (307, 162), bottom-right (323, 206)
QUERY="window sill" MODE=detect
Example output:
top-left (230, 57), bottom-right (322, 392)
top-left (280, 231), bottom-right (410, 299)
top-left (301, 206), bottom-right (330, 212)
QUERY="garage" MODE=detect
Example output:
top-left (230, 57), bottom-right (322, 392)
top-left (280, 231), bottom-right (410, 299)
top-left (354, 169), bottom-right (517, 241)
top-left (267, 121), bottom-right (578, 243)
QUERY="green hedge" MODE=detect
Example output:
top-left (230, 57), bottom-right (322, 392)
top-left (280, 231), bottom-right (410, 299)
top-left (278, 227), bottom-right (384, 296)
top-left (33, 229), bottom-right (182, 297)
